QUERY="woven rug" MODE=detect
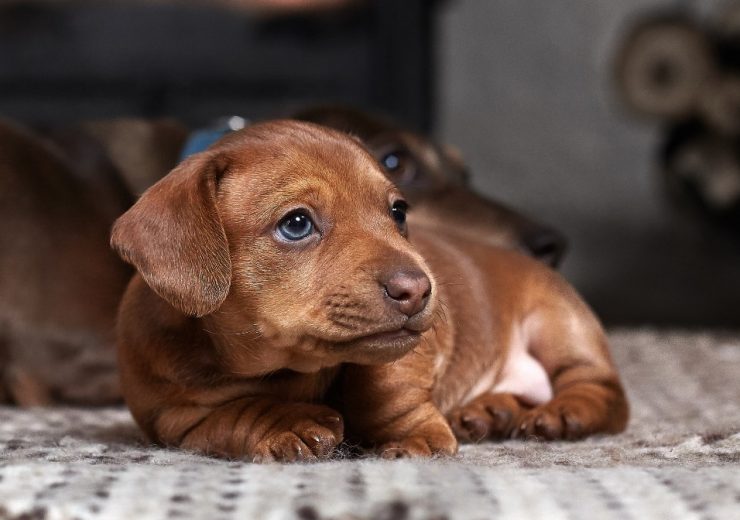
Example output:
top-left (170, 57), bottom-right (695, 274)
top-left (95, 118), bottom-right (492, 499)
top-left (0, 329), bottom-right (738, 519)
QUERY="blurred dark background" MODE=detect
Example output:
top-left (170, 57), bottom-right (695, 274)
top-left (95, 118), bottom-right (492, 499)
top-left (436, 0), bottom-right (740, 328)
top-left (1, 0), bottom-right (738, 328)
top-left (0, 0), bottom-right (434, 129)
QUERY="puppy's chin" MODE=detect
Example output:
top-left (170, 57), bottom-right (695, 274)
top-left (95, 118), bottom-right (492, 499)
top-left (328, 328), bottom-right (423, 365)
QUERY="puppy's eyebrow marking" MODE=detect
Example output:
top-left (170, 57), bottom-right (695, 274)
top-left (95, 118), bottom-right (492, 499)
top-left (250, 183), bottom-right (329, 224)
top-left (271, 185), bottom-right (326, 207)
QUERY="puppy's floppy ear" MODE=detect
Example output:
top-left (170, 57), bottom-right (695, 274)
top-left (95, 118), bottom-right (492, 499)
top-left (111, 152), bottom-right (231, 317)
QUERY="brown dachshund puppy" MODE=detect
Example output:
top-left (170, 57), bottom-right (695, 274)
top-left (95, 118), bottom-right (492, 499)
top-left (294, 106), bottom-right (567, 267)
top-left (112, 120), bottom-right (627, 461)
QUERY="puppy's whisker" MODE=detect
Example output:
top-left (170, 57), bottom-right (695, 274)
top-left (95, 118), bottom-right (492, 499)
top-left (432, 307), bottom-right (449, 326)
top-left (327, 312), bottom-right (377, 329)
top-left (224, 330), bottom-right (263, 338)
top-left (434, 281), bottom-right (465, 288)
top-left (203, 327), bottom-right (263, 339)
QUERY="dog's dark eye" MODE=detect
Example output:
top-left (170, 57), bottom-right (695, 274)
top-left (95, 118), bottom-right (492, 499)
top-left (391, 200), bottom-right (408, 229)
top-left (277, 210), bottom-right (314, 241)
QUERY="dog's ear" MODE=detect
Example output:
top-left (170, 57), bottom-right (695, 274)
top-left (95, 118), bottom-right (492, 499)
top-left (111, 152), bottom-right (231, 317)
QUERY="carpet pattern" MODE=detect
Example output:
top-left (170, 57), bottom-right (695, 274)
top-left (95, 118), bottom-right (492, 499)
top-left (0, 329), bottom-right (738, 519)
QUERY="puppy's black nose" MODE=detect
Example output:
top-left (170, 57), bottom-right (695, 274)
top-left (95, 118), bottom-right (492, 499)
top-left (382, 270), bottom-right (432, 317)
top-left (521, 228), bottom-right (568, 268)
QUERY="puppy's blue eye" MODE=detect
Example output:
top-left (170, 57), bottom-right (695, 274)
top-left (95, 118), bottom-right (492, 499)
top-left (391, 200), bottom-right (408, 229)
top-left (278, 211), bottom-right (314, 241)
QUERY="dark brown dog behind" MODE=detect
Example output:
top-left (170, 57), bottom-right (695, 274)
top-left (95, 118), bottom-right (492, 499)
top-left (111, 120), bottom-right (627, 461)
top-left (0, 118), bottom-right (187, 405)
top-left (295, 106), bottom-right (567, 267)
top-left (0, 120), bottom-right (132, 405)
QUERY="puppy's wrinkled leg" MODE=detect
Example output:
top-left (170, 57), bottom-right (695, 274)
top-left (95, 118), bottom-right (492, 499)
top-left (341, 355), bottom-right (457, 459)
top-left (512, 380), bottom-right (626, 441)
top-left (153, 399), bottom-right (344, 462)
top-left (511, 285), bottom-right (628, 441)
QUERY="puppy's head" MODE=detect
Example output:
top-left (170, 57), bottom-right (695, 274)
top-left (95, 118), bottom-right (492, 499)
top-left (294, 105), bottom-right (568, 267)
top-left (111, 120), bottom-right (436, 366)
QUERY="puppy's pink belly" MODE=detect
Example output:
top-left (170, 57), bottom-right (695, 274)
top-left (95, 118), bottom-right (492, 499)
top-left (492, 351), bottom-right (553, 406)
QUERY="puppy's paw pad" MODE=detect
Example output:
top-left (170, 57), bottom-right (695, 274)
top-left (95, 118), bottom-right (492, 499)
top-left (293, 406), bottom-right (344, 438)
top-left (448, 393), bottom-right (523, 442)
top-left (253, 431), bottom-right (316, 463)
top-left (449, 410), bottom-right (490, 442)
top-left (513, 409), bottom-right (556, 440)
top-left (561, 410), bottom-right (586, 439)
top-left (292, 423), bottom-right (339, 459)
top-left (513, 402), bottom-right (590, 441)
top-left (378, 428), bottom-right (457, 459)
top-left (252, 405), bottom-right (344, 462)
top-left (316, 414), bottom-right (344, 434)
top-left (378, 437), bottom-right (432, 459)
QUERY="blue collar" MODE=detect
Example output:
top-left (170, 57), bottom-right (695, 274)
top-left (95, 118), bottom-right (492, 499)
top-left (179, 116), bottom-right (248, 162)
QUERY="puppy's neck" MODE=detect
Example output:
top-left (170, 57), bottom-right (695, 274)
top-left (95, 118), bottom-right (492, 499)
top-left (202, 311), bottom-right (341, 377)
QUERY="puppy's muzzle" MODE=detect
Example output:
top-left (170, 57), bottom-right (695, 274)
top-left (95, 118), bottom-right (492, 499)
top-left (381, 269), bottom-right (431, 317)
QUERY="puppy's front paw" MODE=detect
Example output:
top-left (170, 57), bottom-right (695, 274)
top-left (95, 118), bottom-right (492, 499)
top-left (377, 423), bottom-right (457, 459)
top-left (447, 392), bottom-right (525, 442)
top-left (512, 399), bottom-right (590, 441)
top-left (251, 405), bottom-right (344, 463)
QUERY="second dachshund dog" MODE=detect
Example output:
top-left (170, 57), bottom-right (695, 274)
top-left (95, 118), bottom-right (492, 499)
top-left (295, 106), bottom-right (567, 267)
top-left (112, 120), bottom-right (627, 461)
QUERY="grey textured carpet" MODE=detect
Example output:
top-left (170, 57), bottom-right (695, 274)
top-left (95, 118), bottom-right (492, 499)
top-left (0, 329), bottom-right (738, 519)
